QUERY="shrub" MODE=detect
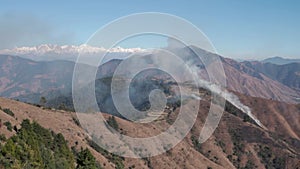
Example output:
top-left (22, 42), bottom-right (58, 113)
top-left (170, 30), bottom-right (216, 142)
top-left (217, 140), bottom-right (226, 152)
top-left (272, 157), bottom-right (285, 169)
top-left (76, 148), bottom-right (99, 169)
top-left (257, 145), bottom-right (273, 167)
top-left (229, 129), bottom-right (245, 167)
top-left (191, 135), bottom-right (202, 153)
top-left (243, 115), bottom-right (251, 122)
top-left (107, 116), bottom-right (119, 131)
top-left (87, 139), bottom-right (124, 169)
top-left (3, 121), bottom-right (12, 131)
top-left (0, 134), bottom-right (6, 141)
top-left (73, 117), bottom-right (81, 126)
top-left (40, 96), bottom-right (47, 106)
top-left (257, 145), bottom-right (286, 169)
top-left (243, 160), bottom-right (255, 169)
top-left (2, 108), bottom-right (14, 117)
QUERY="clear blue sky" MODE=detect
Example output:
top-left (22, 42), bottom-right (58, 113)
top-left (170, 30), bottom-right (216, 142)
top-left (0, 0), bottom-right (299, 59)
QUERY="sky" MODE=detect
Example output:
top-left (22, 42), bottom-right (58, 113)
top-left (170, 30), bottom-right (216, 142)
top-left (0, 0), bottom-right (299, 60)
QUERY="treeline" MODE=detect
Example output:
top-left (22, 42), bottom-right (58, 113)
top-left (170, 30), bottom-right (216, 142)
top-left (0, 119), bottom-right (101, 169)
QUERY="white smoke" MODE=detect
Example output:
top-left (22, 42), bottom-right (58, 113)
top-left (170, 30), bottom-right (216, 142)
top-left (184, 55), bottom-right (266, 129)
top-left (162, 37), bottom-right (265, 128)
top-left (223, 91), bottom-right (265, 128)
top-left (197, 78), bottom-right (265, 128)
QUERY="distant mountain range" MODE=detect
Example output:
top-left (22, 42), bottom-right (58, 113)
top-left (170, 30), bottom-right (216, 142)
top-left (0, 46), bottom-right (299, 107)
top-left (262, 56), bottom-right (300, 65)
top-left (0, 44), bottom-right (146, 63)
top-left (0, 55), bottom-right (73, 99)
top-left (0, 46), bottom-right (300, 168)
top-left (242, 61), bottom-right (300, 90)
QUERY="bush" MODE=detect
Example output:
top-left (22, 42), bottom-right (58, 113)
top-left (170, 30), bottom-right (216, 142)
top-left (0, 134), bottom-right (6, 141)
top-left (87, 139), bottom-right (124, 169)
top-left (272, 157), bottom-right (285, 169)
top-left (73, 117), bottom-right (81, 126)
top-left (76, 148), bottom-right (100, 169)
top-left (243, 115), bottom-right (251, 122)
top-left (107, 116), bottom-right (119, 131)
top-left (257, 145), bottom-right (286, 168)
top-left (258, 145), bottom-right (273, 167)
top-left (217, 140), bottom-right (226, 152)
top-left (243, 160), bottom-right (255, 169)
top-left (3, 121), bottom-right (12, 131)
top-left (191, 135), bottom-right (202, 153)
top-left (229, 129), bottom-right (245, 167)
top-left (2, 108), bottom-right (14, 117)
top-left (40, 96), bottom-right (47, 106)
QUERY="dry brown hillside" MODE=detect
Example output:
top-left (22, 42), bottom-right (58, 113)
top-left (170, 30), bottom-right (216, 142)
top-left (0, 93), bottom-right (299, 169)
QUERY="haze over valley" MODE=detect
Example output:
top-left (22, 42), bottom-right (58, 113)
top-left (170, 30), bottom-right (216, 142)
top-left (0, 1), bottom-right (299, 169)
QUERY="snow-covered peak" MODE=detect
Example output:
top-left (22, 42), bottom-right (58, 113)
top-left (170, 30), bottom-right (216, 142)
top-left (0, 44), bottom-right (146, 56)
top-left (0, 44), bottom-right (148, 64)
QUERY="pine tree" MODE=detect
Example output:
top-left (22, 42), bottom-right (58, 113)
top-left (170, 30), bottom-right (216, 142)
top-left (76, 148), bottom-right (98, 169)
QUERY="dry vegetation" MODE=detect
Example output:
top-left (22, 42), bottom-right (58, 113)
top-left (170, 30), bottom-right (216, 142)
top-left (0, 92), bottom-right (299, 169)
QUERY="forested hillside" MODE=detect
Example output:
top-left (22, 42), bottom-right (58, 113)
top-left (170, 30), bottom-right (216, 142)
top-left (0, 119), bottom-right (100, 169)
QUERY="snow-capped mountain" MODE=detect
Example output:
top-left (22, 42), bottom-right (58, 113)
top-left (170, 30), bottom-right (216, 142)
top-left (0, 44), bottom-right (146, 55)
top-left (0, 44), bottom-right (147, 63)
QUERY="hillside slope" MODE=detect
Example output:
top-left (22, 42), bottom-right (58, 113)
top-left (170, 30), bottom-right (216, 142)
top-left (1, 50), bottom-right (300, 106)
top-left (0, 90), bottom-right (299, 169)
top-left (241, 61), bottom-right (300, 90)
top-left (222, 58), bottom-right (300, 103)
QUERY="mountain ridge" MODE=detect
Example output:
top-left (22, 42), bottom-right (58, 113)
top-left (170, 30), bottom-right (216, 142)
top-left (241, 61), bottom-right (300, 91)
top-left (262, 56), bottom-right (300, 65)
top-left (0, 86), bottom-right (299, 168)
top-left (1, 47), bottom-right (299, 105)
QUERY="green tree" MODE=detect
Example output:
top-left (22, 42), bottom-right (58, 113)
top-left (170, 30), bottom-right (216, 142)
top-left (76, 148), bottom-right (98, 169)
top-left (4, 121), bottom-right (12, 131)
top-left (53, 133), bottom-right (75, 169)
top-left (40, 96), bottom-right (47, 106)
top-left (0, 134), bottom-right (6, 141)
top-left (20, 119), bottom-right (31, 131)
top-left (0, 119), bottom-right (77, 169)
top-left (2, 139), bottom-right (16, 156)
